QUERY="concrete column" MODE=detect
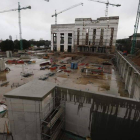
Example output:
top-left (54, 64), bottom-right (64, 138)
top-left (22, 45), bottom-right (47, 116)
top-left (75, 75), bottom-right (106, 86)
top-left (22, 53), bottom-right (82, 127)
top-left (122, 62), bottom-right (127, 79)
top-left (64, 33), bottom-right (68, 52)
top-left (57, 33), bottom-right (60, 52)
top-left (124, 63), bottom-right (128, 83)
top-left (125, 67), bottom-right (132, 91)
top-left (51, 33), bottom-right (53, 51)
top-left (130, 73), bottom-right (138, 98)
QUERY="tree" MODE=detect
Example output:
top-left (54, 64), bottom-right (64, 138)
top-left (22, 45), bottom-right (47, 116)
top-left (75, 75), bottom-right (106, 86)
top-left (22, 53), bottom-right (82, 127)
top-left (0, 40), bottom-right (14, 52)
top-left (116, 38), bottom-right (131, 53)
top-left (14, 40), bottom-right (31, 50)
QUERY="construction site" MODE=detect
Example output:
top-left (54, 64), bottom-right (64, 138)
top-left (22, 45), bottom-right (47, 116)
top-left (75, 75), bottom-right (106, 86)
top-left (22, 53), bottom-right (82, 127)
top-left (0, 0), bottom-right (140, 140)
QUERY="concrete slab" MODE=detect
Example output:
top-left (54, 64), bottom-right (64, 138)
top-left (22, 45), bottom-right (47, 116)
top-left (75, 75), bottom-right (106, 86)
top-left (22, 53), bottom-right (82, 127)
top-left (5, 80), bottom-right (56, 100)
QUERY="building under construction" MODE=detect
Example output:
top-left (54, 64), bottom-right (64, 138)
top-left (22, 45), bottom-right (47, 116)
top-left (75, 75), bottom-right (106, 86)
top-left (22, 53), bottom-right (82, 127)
top-left (51, 16), bottom-right (119, 53)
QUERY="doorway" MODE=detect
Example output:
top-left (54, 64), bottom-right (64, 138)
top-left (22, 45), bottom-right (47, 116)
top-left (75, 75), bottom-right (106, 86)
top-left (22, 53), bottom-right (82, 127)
top-left (60, 45), bottom-right (64, 52)
top-left (68, 46), bottom-right (71, 52)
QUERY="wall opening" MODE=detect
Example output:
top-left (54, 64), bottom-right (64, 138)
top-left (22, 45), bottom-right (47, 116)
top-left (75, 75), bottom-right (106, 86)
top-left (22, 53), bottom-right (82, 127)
top-left (53, 45), bottom-right (57, 52)
top-left (85, 29), bottom-right (89, 45)
top-left (110, 28), bottom-right (114, 46)
top-left (93, 29), bottom-right (96, 46)
top-left (60, 33), bottom-right (64, 44)
top-left (68, 33), bottom-right (72, 44)
top-left (68, 46), bottom-right (72, 52)
top-left (77, 28), bottom-right (80, 45)
top-left (53, 33), bottom-right (57, 44)
top-left (60, 45), bottom-right (64, 52)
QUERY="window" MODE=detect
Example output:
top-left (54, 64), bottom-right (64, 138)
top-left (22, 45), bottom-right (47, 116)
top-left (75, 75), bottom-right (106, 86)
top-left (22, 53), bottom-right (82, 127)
top-left (85, 29), bottom-right (89, 45)
top-left (60, 45), bottom-right (64, 52)
top-left (53, 33), bottom-right (57, 44)
top-left (68, 33), bottom-right (72, 44)
top-left (53, 45), bottom-right (57, 51)
top-left (68, 46), bottom-right (72, 52)
top-left (93, 29), bottom-right (96, 45)
top-left (77, 28), bottom-right (80, 45)
top-left (99, 29), bottom-right (104, 46)
top-left (60, 33), bottom-right (64, 44)
top-left (110, 28), bottom-right (114, 46)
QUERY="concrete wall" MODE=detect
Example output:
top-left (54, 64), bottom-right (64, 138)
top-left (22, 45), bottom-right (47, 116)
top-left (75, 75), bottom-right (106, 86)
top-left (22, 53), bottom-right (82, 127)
top-left (116, 51), bottom-right (140, 100)
top-left (57, 87), bottom-right (140, 138)
top-left (6, 98), bottom-right (42, 140)
top-left (65, 102), bottom-right (91, 137)
top-left (6, 93), bottom-right (54, 140)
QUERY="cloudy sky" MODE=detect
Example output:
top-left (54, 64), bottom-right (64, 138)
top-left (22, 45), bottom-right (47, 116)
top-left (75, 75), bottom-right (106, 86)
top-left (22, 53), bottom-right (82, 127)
top-left (0, 0), bottom-right (139, 40)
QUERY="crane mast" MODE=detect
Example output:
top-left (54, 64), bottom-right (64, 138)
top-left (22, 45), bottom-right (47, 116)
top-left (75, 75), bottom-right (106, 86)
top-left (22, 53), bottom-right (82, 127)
top-left (89, 0), bottom-right (121, 17)
top-left (52, 3), bottom-right (83, 24)
top-left (18, 2), bottom-right (23, 50)
top-left (0, 3), bottom-right (31, 50)
top-left (131, 0), bottom-right (140, 54)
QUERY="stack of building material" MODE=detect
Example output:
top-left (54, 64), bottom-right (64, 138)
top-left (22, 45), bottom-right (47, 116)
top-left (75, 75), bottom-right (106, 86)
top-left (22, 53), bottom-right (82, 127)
top-left (71, 62), bottom-right (78, 69)
top-left (71, 57), bottom-right (86, 69)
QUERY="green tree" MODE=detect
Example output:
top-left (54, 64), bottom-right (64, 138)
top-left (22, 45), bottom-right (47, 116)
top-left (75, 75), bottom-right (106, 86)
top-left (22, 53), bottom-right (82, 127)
top-left (14, 40), bottom-right (31, 50)
top-left (0, 40), bottom-right (14, 52)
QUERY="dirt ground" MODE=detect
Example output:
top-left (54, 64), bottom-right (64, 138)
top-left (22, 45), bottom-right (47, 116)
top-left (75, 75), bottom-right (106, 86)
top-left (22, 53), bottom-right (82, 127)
top-left (0, 53), bottom-right (129, 103)
top-left (132, 56), bottom-right (140, 67)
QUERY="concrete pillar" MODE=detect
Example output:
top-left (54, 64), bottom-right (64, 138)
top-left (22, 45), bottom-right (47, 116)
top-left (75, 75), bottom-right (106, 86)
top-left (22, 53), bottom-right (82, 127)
top-left (125, 67), bottom-right (132, 91)
top-left (130, 73), bottom-right (138, 98)
top-left (124, 63), bottom-right (128, 83)
top-left (122, 62), bottom-right (127, 79)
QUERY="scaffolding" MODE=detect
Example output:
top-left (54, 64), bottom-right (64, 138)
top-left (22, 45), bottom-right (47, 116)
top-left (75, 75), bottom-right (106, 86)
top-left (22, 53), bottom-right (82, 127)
top-left (41, 94), bottom-right (65, 140)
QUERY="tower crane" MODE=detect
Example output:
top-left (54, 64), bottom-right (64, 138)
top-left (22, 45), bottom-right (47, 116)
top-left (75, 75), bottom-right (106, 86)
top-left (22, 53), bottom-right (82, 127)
top-left (52, 3), bottom-right (83, 24)
top-left (0, 2), bottom-right (31, 50)
top-left (131, 0), bottom-right (140, 54)
top-left (89, 0), bottom-right (121, 17)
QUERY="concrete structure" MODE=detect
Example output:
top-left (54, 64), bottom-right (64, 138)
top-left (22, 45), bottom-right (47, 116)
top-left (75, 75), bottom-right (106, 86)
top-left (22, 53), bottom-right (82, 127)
top-left (116, 51), bottom-right (140, 100)
top-left (0, 58), bottom-right (5, 71)
top-left (5, 80), bottom-right (56, 140)
top-left (5, 78), bottom-right (140, 140)
top-left (6, 51), bottom-right (12, 58)
top-left (51, 16), bottom-right (119, 53)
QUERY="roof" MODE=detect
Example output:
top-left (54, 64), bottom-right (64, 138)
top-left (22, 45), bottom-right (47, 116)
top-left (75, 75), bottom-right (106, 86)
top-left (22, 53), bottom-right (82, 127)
top-left (75, 16), bottom-right (119, 21)
top-left (4, 80), bottom-right (56, 100)
top-left (97, 16), bottom-right (119, 20)
top-left (75, 18), bottom-right (92, 21)
top-left (51, 24), bottom-right (75, 27)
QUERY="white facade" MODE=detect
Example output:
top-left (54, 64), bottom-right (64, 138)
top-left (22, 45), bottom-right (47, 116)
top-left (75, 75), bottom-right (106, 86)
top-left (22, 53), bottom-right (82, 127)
top-left (51, 16), bottom-right (119, 53)
top-left (51, 24), bottom-right (75, 52)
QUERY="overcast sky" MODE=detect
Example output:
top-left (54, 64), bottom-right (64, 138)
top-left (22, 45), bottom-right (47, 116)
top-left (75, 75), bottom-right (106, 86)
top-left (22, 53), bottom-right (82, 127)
top-left (0, 0), bottom-right (139, 40)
